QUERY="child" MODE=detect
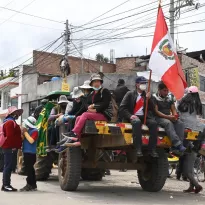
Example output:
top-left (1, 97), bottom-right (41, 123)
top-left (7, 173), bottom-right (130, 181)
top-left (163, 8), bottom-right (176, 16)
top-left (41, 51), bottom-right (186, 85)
top-left (20, 116), bottom-right (38, 191)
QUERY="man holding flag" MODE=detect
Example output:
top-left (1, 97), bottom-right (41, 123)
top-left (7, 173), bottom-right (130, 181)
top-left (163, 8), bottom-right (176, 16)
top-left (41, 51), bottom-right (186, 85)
top-left (148, 3), bottom-right (187, 152)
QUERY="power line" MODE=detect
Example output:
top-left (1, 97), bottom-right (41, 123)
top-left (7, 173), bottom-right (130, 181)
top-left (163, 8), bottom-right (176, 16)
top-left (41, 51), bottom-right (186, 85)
top-left (0, 0), bottom-right (37, 27)
top-left (0, 5), bottom-right (63, 24)
top-left (80, 0), bottom-right (132, 27)
top-left (0, 35), bottom-right (63, 70)
top-left (0, 18), bottom-right (62, 30)
top-left (73, 0), bottom-right (159, 28)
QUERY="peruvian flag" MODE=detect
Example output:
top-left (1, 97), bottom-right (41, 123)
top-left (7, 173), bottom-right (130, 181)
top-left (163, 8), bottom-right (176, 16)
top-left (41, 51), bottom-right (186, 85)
top-left (149, 5), bottom-right (187, 100)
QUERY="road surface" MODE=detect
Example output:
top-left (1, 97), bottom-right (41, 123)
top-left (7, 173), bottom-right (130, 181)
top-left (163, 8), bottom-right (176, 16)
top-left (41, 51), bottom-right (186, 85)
top-left (0, 170), bottom-right (205, 205)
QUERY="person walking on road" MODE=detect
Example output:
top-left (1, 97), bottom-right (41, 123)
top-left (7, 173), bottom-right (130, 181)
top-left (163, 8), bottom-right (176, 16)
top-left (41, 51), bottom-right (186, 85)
top-left (1, 106), bottom-right (23, 192)
top-left (20, 116), bottom-right (38, 191)
top-left (119, 76), bottom-right (158, 158)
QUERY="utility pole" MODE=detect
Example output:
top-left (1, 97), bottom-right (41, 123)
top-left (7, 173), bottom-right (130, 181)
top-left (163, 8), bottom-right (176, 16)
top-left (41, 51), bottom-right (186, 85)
top-left (60, 19), bottom-right (71, 91)
top-left (65, 19), bottom-right (70, 60)
top-left (169, 0), bottom-right (195, 42)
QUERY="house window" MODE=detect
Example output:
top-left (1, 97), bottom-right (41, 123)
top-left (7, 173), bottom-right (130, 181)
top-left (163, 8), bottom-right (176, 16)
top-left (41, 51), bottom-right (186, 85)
top-left (200, 76), bottom-right (205, 92)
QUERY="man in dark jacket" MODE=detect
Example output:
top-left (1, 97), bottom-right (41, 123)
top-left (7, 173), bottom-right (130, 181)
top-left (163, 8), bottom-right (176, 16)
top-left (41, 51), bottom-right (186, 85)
top-left (119, 76), bottom-right (158, 158)
top-left (114, 79), bottom-right (129, 107)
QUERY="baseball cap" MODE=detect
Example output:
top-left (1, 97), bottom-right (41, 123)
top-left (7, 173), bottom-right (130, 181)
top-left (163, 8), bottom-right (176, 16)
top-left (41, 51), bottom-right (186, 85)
top-left (135, 76), bottom-right (148, 84)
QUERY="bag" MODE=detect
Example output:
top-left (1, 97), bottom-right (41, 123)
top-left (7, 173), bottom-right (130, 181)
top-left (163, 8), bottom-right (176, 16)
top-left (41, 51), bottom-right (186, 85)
top-left (0, 120), bottom-right (16, 147)
top-left (101, 89), bottom-right (118, 122)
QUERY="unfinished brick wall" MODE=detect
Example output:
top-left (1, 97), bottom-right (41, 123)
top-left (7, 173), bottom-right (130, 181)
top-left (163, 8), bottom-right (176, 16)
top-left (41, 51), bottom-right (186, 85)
top-left (33, 50), bottom-right (116, 76)
top-left (116, 57), bottom-right (147, 73)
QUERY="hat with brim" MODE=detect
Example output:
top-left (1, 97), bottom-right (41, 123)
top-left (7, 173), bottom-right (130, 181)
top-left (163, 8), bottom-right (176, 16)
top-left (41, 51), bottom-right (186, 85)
top-left (135, 76), bottom-right (148, 84)
top-left (58, 95), bottom-right (69, 104)
top-left (89, 74), bottom-right (103, 85)
top-left (72, 87), bottom-right (84, 99)
top-left (24, 116), bottom-right (37, 129)
top-left (7, 106), bottom-right (23, 117)
top-left (79, 80), bottom-right (93, 89)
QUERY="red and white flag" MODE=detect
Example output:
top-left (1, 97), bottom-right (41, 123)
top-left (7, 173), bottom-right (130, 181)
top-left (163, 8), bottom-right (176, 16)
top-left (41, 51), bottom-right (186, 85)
top-left (149, 5), bottom-right (187, 100)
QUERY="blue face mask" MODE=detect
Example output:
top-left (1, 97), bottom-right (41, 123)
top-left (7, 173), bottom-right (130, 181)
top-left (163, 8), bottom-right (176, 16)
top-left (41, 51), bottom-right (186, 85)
top-left (92, 86), bottom-right (102, 91)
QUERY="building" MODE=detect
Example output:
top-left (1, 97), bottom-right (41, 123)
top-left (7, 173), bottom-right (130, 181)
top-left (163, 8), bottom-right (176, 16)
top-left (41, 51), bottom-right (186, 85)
top-left (18, 50), bottom-right (116, 119)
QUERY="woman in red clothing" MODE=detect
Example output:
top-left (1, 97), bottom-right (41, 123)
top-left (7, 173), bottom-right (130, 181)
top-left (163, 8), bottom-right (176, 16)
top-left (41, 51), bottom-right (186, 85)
top-left (1, 106), bottom-right (23, 192)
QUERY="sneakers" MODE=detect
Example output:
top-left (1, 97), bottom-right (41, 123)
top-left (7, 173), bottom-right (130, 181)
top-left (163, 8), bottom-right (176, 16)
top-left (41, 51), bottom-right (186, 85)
top-left (183, 187), bottom-right (195, 193)
top-left (20, 184), bottom-right (37, 192)
top-left (55, 146), bottom-right (68, 153)
top-left (63, 137), bottom-right (81, 147)
top-left (195, 185), bottom-right (203, 194)
top-left (67, 131), bottom-right (77, 138)
top-left (1, 185), bottom-right (17, 192)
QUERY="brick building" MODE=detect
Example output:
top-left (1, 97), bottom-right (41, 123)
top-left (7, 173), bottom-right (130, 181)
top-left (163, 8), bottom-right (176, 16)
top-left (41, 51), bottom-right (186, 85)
top-left (33, 50), bottom-right (116, 84)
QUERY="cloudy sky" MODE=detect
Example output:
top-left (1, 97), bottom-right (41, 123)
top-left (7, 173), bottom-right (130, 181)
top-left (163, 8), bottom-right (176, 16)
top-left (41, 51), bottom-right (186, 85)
top-left (0, 0), bottom-right (205, 70)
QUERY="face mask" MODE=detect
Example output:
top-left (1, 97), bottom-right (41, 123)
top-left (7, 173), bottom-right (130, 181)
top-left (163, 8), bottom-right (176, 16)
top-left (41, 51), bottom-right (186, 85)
top-left (92, 86), bottom-right (102, 91)
top-left (139, 84), bottom-right (147, 91)
top-left (13, 115), bottom-right (19, 120)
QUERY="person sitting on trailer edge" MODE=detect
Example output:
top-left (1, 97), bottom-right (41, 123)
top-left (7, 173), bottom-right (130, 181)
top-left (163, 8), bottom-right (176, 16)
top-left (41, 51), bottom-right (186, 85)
top-left (56, 73), bottom-right (111, 152)
top-left (153, 81), bottom-right (186, 154)
top-left (119, 76), bottom-right (158, 158)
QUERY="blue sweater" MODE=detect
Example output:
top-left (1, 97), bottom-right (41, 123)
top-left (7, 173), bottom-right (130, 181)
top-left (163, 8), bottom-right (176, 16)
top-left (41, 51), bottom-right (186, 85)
top-left (22, 128), bottom-right (38, 154)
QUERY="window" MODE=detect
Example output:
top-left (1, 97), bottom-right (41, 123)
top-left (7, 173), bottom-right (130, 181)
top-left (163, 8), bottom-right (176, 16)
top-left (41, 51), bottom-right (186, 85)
top-left (200, 76), bottom-right (205, 92)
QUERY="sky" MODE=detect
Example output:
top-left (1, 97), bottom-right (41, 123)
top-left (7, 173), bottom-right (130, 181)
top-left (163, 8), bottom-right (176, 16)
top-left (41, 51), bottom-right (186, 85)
top-left (0, 0), bottom-right (205, 70)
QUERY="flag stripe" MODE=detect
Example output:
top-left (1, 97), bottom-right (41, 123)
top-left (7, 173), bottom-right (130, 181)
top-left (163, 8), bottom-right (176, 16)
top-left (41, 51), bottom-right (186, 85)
top-left (151, 6), bottom-right (168, 53)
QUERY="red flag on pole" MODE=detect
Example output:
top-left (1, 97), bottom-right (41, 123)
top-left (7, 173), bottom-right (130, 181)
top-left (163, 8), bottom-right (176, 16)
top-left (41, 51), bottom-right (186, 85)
top-left (149, 5), bottom-right (187, 100)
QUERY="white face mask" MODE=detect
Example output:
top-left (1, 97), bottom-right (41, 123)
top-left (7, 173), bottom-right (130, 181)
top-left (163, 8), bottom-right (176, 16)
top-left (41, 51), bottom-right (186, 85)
top-left (139, 84), bottom-right (147, 91)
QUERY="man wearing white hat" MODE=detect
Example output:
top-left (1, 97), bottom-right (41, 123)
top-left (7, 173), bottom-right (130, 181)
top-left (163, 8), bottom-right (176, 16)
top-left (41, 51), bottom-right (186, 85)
top-left (20, 116), bottom-right (38, 191)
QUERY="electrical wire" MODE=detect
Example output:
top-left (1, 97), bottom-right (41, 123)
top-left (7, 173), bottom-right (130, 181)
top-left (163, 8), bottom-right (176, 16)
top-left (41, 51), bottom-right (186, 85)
top-left (0, 5), bottom-right (63, 24)
top-left (0, 0), bottom-right (37, 27)
top-left (80, 0), bottom-right (132, 27)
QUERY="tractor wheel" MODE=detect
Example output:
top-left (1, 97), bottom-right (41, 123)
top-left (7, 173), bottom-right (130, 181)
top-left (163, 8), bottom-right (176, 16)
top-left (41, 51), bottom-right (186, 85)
top-left (0, 148), bottom-right (4, 172)
top-left (58, 147), bottom-right (81, 191)
top-left (81, 168), bottom-right (105, 181)
top-left (138, 150), bottom-right (168, 192)
top-left (17, 150), bottom-right (26, 175)
top-left (35, 153), bottom-right (53, 181)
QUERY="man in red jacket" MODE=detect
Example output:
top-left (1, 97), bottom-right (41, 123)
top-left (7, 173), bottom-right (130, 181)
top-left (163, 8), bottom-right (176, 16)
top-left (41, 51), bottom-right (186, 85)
top-left (1, 106), bottom-right (23, 192)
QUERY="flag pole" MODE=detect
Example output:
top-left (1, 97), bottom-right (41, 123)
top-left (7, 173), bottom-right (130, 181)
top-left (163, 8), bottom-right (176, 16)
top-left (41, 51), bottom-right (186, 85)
top-left (143, 69), bottom-right (152, 125)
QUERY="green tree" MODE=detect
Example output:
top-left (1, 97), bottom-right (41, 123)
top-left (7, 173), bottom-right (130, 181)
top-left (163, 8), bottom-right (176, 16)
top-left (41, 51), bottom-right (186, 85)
top-left (95, 53), bottom-right (109, 63)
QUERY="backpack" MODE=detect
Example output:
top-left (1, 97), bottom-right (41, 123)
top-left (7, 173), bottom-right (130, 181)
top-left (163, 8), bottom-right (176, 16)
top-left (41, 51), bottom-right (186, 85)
top-left (0, 120), bottom-right (16, 147)
top-left (100, 88), bottom-right (118, 122)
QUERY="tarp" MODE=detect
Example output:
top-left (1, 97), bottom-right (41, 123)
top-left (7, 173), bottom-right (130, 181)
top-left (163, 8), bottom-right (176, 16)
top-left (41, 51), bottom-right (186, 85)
top-left (36, 102), bottom-right (55, 156)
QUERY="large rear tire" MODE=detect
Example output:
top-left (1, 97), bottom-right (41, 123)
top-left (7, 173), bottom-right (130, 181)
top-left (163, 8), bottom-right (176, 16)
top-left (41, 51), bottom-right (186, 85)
top-left (35, 153), bottom-right (53, 181)
top-left (58, 147), bottom-right (81, 191)
top-left (138, 150), bottom-right (168, 192)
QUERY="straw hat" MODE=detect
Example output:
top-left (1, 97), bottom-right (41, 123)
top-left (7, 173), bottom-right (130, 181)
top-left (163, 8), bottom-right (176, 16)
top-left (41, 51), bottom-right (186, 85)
top-left (79, 80), bottom-right (92, 89)
top-left (7, 106), bottom-right (23, 117)
top-left (58, 95), bottom-right (69, 104)
top-left (24, 116), bottom-right (37, 129)
top-left (71, 87), bottom-right (84, 99)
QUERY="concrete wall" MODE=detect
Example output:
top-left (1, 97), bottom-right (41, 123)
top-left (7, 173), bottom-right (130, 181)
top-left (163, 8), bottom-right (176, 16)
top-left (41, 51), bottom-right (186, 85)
top-left (21, 73), bottom-right (158, 119)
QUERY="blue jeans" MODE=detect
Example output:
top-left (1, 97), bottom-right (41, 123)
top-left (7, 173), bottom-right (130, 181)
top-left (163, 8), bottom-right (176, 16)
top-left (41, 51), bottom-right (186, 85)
top-left (2, 149), bottom-right (13, 186)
